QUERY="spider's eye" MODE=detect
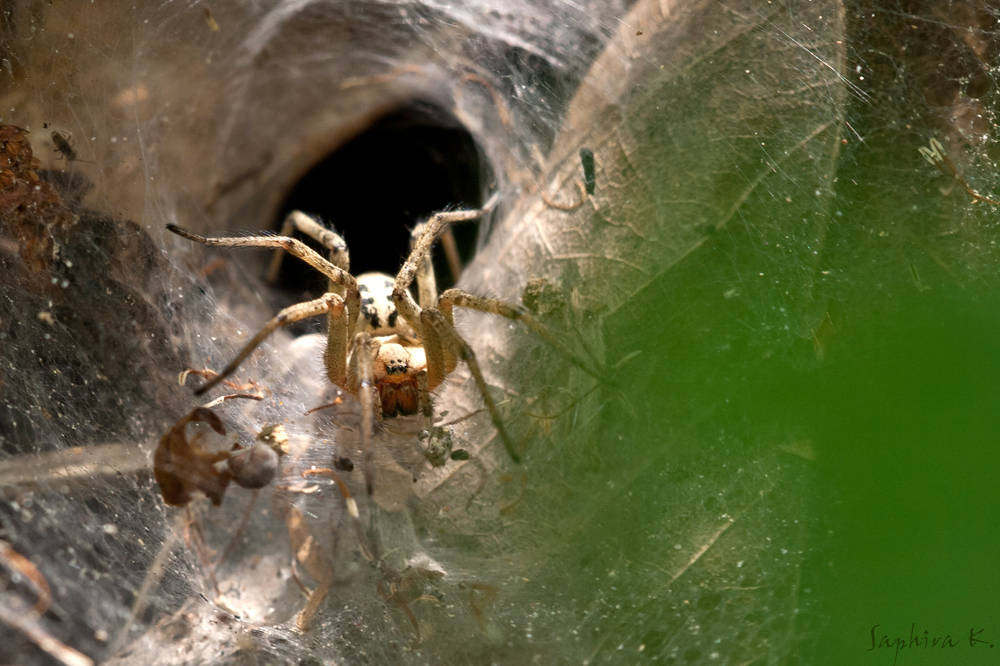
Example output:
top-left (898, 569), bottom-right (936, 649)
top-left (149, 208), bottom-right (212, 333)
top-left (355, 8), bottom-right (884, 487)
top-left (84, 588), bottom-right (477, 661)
top-left (270, 101), bottom-right (490, 297)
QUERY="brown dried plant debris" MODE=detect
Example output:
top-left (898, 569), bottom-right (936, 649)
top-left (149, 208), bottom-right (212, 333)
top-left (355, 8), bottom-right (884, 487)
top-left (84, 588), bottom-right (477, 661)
top-left (154, 407), bottom-right (233, 507)
top-left (286, 505), bottom-right (334, 631)
top-left (0, 125), bottom-right (76, 274)
top-left (154, 407), bottom-right (289, 507)
top-left (0, 539), bottom-right (52, 615)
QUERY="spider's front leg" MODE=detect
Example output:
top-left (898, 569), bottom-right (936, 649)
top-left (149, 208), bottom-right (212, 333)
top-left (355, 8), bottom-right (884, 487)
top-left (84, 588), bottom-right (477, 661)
top-left (167, 224), bottom-right (361, 339)
top-left (391, 201), bottom-right (520, 462)
top-left (392, 207), bottom-right (491, 336)
top-left (197, 293), bottom-right (347, 395)
top-left (166, 224), bottom-right (361, 393)
top-left (408, 221), bottom-right (438, 310)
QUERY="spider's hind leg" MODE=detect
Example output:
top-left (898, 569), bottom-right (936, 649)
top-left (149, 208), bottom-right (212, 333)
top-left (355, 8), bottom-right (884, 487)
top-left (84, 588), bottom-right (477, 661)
top-left (437, 288), bottom-right (609, 385)
top-left (420, 309), bottom-right (520, 464)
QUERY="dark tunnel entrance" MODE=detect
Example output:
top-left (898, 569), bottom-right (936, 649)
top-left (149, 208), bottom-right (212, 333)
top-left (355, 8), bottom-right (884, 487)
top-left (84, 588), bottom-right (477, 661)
top-left (271, 101), bottom-right (488, 300)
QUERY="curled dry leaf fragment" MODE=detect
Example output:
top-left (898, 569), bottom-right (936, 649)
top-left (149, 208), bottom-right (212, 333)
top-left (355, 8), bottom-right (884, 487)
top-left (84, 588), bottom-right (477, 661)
top-left (153, 407), bottom-right (231, 507)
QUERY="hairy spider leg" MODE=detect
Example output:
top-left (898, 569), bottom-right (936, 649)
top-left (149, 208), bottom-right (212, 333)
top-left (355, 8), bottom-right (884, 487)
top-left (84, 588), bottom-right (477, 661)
top-left (401, 236), bottom-right (617, 463)
top-left (392, 208), bottom-right (526, 461)
top-left (209, 293), bottom-right (346, 396)
top-left (410, 212), bottom-right (481, 291)
top-left (439, 225), bottom-right (463, 285)
top-left (392, 208), bottom-right (484, 338)
top-left (266, 211), bottom-right (350, 295)
top-left (408, 220), bottom-right (438, 310)
top-left (167, 224), bottom-right (357, 298)
top-left (420, 308), bottom-right (520, 463)
top-left (390, 191), bottom-right (498, 327)
top-left (437, 289), bottom-right (609, 384)
top-left (165, 225), bottom-right (360, 394)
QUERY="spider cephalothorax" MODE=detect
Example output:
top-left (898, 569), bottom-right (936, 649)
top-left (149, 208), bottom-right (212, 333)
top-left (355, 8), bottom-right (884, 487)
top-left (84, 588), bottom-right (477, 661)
top-left (167, 202), bottom-right (604, 492)
top-left (350, 272), bottom-right (427, 417)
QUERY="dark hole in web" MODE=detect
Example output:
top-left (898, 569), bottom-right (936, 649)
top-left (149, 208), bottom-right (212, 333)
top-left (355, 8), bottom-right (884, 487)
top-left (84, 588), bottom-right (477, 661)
top-left (271, 101), bottom-right (486, 300)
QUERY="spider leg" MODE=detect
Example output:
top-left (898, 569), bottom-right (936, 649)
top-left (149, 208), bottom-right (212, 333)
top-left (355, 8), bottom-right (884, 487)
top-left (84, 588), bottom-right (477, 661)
top-left (392, 205), bottom-right (492, 335)
top-left (420, 309), bottom-right (520, 463)
top-left (439, 226), bottom-right (463, 285)
top-left (409, 208), bottom-right (484, 303)
top-left (345, 332), bottom-right (378, 494)
top-left (194, 292), bottom-right (346, 395)
top-left (301, 468), bottom-right (374, 561)
top-left (266, 211), bottom-right (350, 297)
top-left (416, 372), bottom-right (433, 419)
top-left (438, 289), bottom-right (610, 385)
top-left (323, 294), bottom-right (351, 389)
top-left (419, 309), bottom-right (449, 390)
top-left (408, 222), bottom-right (438, 310)
top-left (167, 224), bottom-right (361, 340)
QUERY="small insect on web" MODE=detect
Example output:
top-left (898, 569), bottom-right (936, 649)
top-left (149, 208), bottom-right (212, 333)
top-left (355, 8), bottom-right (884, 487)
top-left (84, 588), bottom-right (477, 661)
top-left (50, 131), bottom-right (77, 162)
top-left (166, 194), bottom-right (607, 494)
top-left (919, 136), bottom-right (1000, 206)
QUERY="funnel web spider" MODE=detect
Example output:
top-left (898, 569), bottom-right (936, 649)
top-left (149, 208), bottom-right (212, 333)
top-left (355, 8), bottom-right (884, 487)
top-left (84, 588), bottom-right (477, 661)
top-left (167, 196), bottom-right (603, 493)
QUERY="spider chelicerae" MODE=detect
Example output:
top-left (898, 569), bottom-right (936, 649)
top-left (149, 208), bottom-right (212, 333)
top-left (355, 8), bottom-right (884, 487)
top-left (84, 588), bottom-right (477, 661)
top-left (167, 196), bottom-right (602, 493)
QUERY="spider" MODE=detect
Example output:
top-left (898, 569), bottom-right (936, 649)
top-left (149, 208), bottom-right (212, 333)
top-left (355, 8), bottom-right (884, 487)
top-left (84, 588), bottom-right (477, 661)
top-left (166, 197), bottom-right (602, 493)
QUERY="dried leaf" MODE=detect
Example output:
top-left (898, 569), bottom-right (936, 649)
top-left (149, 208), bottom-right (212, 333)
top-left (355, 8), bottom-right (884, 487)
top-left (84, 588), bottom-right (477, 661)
top-left (153, 407), bottom-right (231, 507)
top-left (0, 125), bottom-right (76, 274)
